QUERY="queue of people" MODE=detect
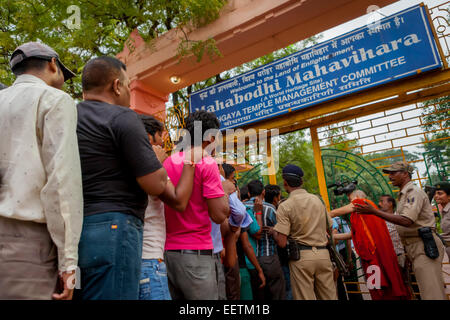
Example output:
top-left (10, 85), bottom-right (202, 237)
top-left (0, 42), bottom-right (448, 301)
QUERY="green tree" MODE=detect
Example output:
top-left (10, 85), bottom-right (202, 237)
top-left (420, 96), bottom-right (450, 183)
top-left (274, 130), bottom-right (318, 197)
top-left (0, 0), bottom-right (227, 98)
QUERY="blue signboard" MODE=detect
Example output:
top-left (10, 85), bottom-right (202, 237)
top-left (189, 4), bottom-right (442, 130)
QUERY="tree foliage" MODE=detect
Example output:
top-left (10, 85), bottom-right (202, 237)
top-left (0, 0), bottom-right (227, 98)
top-left (420, 96), bottom-right (450, 183)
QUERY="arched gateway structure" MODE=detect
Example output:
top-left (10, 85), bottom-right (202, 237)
top-left (119, 0), bottom-right (450, 208)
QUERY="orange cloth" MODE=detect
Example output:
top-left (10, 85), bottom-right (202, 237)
top-left (350, 198), bottom-right (410, 300)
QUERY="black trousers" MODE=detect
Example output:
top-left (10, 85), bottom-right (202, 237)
top-left (249, 255), bottom-right (286, 300)
top-left (224, 260), bottom-right (241, 300)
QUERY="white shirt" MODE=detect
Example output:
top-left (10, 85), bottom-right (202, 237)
top-left (0, 74), bottom-right (83, 272)
top-left (142, 195), bottom-right (166, 260)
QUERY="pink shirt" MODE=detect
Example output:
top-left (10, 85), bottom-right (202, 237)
top-left (163, 152), bottom-right (225, 250)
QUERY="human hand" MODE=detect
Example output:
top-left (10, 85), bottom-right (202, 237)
top-left (153, 145), bottom-right (168, 163)
top-left (354, 202), bottom-right (377, 215)
top-left (254, 196), bottom-right (263, 214)
top-left (222, 180), bottom-right (237, 195)
top-left (262, 226), bottom-right (273, 236)
top-left (52, 270), bottom-right (76, 300)
top-left (230, 225), bottom-right (240, 233)
top-left (258, 269), bottom-right (266, 289)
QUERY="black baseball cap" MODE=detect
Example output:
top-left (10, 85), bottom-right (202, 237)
top-left (10, 42), bottom-right (76, 81)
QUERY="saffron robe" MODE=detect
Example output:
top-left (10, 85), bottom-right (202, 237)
top-left (350, 198), bottom-right (410, 300)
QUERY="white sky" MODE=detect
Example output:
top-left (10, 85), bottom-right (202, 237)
top-left (319, 0), bottom-right (446, 42)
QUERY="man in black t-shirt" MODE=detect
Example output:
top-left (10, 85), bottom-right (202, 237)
top-left (76, 56), bottom-right (169, 300)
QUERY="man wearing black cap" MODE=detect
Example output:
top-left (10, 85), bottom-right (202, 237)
top-left (355, 161), bottom-right (447, 300)
top-left (0, 42), bottom-right (82, 299)
top-left (269, 164), bottom-right (337, 300)
top-left (434, 181), bottom-right (450, 260)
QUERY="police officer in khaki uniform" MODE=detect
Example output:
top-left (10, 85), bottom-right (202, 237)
top-left (355, 162), bottom-right (447, 300)
top-left (434, 181), bottom-right (450, 260)
top-left (268, 164), bottom-right (337, 300)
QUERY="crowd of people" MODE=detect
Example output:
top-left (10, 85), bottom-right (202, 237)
top-left (0, 42), bottom-right (449, 300)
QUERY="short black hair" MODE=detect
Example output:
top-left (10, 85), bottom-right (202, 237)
top-left (184, 110), bottom-right (220, 146)
top-left (11, 57), bottom-right (50, 76)
top-left (139, 114), bottom-right (164, 138)
top-left (82, 56), bottom-right (126, 92)
top-left (248, 180), bottom-right (264, 197)
top-left (283, 174), bottom-right (302, 188)
top-left (265, 184), bottom-right (281, 204)
top-left (380, 194), bottom-right (396, 210)
top-left (240, 184), bottom-right (249, 202)
top-left (222, 163), bottom-right (235, 179)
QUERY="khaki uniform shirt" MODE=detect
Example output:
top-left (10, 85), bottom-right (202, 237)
top-left (395, 181), bottom-right (435, 239)
top-left (0, 75), bottom-right (83, 272)
top-left (274, 189), bottom-right (332, 247)
top-left (440, 202), bottom-right (450, 243)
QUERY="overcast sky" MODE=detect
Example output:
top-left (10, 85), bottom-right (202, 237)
top-left (320, 0), bottom-right (446, 42)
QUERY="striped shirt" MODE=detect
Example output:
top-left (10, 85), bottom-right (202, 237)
top-left (386, 217), bottom-right (405, 256)
top-left (244, 199), bottom-right (278, 257)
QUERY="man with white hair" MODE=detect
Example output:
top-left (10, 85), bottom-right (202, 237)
top-left (331, 189), bottom-right (409, 300)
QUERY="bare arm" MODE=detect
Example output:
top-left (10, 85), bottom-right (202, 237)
top-left (330, 203), bottom-right (355, 218)
top-left (253, 195), bottom-right (264, 231)
top-left (158, 164), bottom-right (195, 212)
top-left (207, 196), bottom-right (230, 224)
top-left (264, 226), bottom-right (287, 248)
top-left (221, 220), bottom-right (240, 268)
top-left (137, 167), bottom-right (168, 196)
top-left (333, 232), bottom-right (352, 241)
top-left (240, 232), bottom-right (266, 288)
top-left (354, 203), bottom-right (413, 227)
top-left (272, 229), bottom-right (287, 248)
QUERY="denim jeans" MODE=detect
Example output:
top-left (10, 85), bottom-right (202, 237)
top-left (78, 212), bottom-right (143, 300)
top-left (139, 259), bottom-right (172, 300)
top-left (282, 264), bottom-right (293, 300)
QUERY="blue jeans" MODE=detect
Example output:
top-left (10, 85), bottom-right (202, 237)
top-left (78, 212), bottom-right (143, 300)
top-left (282, 265), bottom-right (293, 300)
top-left (139, 259), bottom-right (172, 300)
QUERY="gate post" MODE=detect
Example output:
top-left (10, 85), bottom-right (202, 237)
top-left (266, 137), bottom-right (277, 185)
top-left (310, 126), bottom-right (330, 210)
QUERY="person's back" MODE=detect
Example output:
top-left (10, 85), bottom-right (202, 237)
top-left (162, 110), bottom-right (229, 300)
top-left (279, 191), bottom-right (329, 247)
top-left (0, 42), bottom-right (82, 300)
top-left (164, 152), bottom-right (222, 250)
top-left (241, 181), bottom-right (284, 300)
top-left (75, 56), bottom-right (166, 300)
top-left (272, 164), bottom-right (336, 300)
top-left (77, 101), bottom-right (153, 218)
top-left (0, 77), bottom-right (80, 221)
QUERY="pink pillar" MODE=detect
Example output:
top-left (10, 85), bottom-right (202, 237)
top-left (130, 80), bottom-right (168, 120)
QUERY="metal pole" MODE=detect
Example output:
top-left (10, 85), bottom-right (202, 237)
top-left (310, 126), bottom-right (330, 210)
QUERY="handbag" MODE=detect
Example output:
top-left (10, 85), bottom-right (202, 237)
top-left (324, 208), bottom-right (350, 277)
